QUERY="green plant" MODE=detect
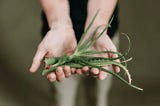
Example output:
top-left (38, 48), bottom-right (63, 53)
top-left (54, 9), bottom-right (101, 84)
top-left (42, 11), bottom-right (143, 91)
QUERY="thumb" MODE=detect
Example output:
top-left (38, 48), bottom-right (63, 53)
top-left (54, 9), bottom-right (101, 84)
top-left (29, 48), bottom-right (46, 73)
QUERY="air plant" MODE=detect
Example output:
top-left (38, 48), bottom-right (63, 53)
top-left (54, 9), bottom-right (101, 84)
top-left (42, 11), bottom-right (143, 91)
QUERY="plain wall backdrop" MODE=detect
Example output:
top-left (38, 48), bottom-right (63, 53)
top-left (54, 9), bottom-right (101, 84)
top-left (0, 0), bottom-right (160, 106)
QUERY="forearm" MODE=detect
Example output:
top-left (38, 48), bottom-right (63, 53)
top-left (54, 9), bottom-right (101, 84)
top-left (85, 0), bottom-right (117, 31)
top-left (39, 0), bottom-right (72, 29)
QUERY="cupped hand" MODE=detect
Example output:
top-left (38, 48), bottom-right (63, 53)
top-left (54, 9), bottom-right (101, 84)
top-left (29, 27), bottom-right (77, 82)
top-left (76, 28), bottom-right (120, 80)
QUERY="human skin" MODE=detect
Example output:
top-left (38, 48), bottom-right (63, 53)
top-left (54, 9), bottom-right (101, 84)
top-left (29, 0), bottom-right (119, 82)
top-left (77, 0), bottom-right (120, 80)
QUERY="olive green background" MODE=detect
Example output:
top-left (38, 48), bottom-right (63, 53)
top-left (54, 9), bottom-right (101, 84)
top-left (0, 0), bottom-right (160, 106)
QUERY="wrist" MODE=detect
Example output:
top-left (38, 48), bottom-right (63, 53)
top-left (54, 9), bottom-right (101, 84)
top-left (85, 23), bottom-right (108, 37)
top-left (50, 18), bottom-right (73, 30)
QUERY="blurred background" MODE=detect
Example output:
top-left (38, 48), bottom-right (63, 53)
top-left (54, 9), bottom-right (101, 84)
top-left (0, 0), bottom-right (160, 106)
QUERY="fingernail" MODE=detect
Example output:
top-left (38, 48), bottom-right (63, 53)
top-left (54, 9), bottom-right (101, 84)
top-left (57, 70), bottom-right (63, 74)
top-left (50, 74), bottom-right (55, 79)
top-left (56, 67), bottom-right (63, 75)
top-left (100, 76), bottom-right (105, 80)
top-left (115, 67), bottom-right (120, 73)
top-left (83, 66), bottom-right (89, 71)
top-left (71, 68), bottom-right (76, 74)
top-left (29, 67), bottom-right (34, 73)
top-left (116, 69), bottom-right (120, 73)
top-left (76, 69), bottom-right (82, 74)
top-left (91, 68), bottom-right (99, 74)
top-left (49, 73), bottom-right (56, 82)
top-left (100, 74), bottom-right (107, 80)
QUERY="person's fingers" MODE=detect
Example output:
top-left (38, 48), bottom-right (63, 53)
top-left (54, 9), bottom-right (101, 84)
top-left (76, 69), bottom-right (83, 75)
top-left (63, 66), bottom-right (71, 78)
top-left (111, 53), bottom-right (120, 73)
top-left (98, 71), bottom-right (108, 80)
top-left (113, 65), bottom-right (120, 73)
top-left (30, 48), bottom-right (46, 73)
top-left (56, 67), bottom-right (65, 82)
top-left (47, 72), bottom-right (56, 82)
top-left (98, 66), bottom-right (108, 80)
top-left (82, 66), bottom-right (90, 75)
top-left (71, 68), bottom-right (76, 74)
top-left (90, 68), bottom-right (100, 75)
